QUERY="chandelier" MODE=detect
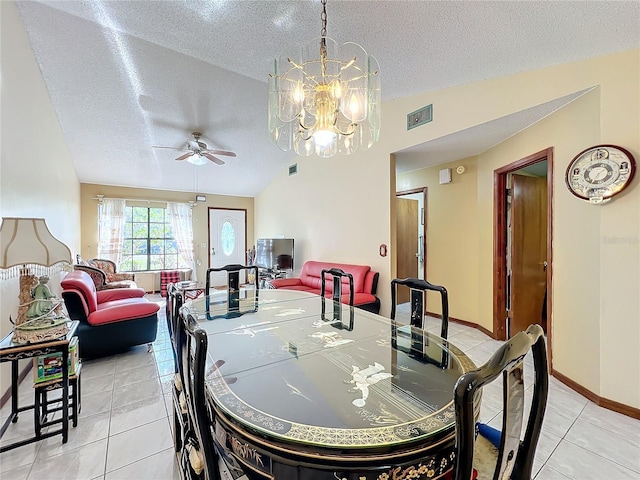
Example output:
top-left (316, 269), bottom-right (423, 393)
top-left (268, 0), bottom-right (381, 158)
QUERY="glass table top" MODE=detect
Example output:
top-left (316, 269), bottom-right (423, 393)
top-left (181, 289), bottom-right (475, 450)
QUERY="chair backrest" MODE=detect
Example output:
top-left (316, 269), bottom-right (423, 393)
top-left (205, 264), bottom-right (259, 312)
top-left (61, 270), bottom-right (99, 315)
top-left (176, 311), bottom-right (220, 480)
top-left (165, 282), bottom-right (182, 372)
top-left (453, 324), bottom-right (548, 480)
top-left (321, 268), bottom-right (355, 307)
top-left (390, 277), bottom-right (449, 339)
top-left (275, 253), bottom-right (293, 270)
top-left (205, 264), bottom-right (259, 293)
top-left (73, 264), bottom-right (107, 289)
top-left (88, 258), bottom-right (117, 275)
top-left (161, 270), bottom-right (182, 298)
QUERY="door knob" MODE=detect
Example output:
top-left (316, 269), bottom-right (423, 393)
top-left (211, 247), bottom-right (216, 256)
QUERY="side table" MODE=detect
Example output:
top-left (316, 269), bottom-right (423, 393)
top-left (0, 320), bottom-right (79, 452)
top-left (176, 281), bottom-right (205, 300)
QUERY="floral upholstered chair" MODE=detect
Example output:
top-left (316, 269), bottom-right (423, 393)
top-left (74, 258), bottom-right (136, 290)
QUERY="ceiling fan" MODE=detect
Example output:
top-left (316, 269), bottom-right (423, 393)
top-left (152, 132), bottom-right (236, 165)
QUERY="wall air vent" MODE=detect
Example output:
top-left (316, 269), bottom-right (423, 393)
top-left (289, 164), bottom-right (298, 176)
top-left (407, 104), bottom-right (433, 130)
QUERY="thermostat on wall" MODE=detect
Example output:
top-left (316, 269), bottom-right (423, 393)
top-left (439, 168), bottom-right (452, 184)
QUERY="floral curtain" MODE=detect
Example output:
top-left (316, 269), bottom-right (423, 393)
top-left (97, 198), bottom-right (126, 268)
top-left (167, 202), bottom-right (196, 281)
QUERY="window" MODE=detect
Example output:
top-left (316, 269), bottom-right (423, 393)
top-left (120, 206), bottom-right (189, 271)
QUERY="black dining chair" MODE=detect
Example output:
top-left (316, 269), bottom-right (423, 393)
top-left (166, 282), bottom-right (188, 456)
top-left (175, 311), bottom-right (221, 480)
top-left (453, 323), bottom-right (548, 480)
top-left (205, 264), bottom-right (259, 320)
top-left (320, 267), bottom-right (355, 306)
top-left (205, 264), bottom-right (259, 294)
top-left (390, 277), bottom-right (449, 339)
top-left (165, 282), bottom-right (182, 367)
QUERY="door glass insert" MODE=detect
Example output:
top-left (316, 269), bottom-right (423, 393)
top-left (221, 221), bottom-right (235, 256)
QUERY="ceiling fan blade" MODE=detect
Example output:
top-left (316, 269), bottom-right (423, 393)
top-left (203, 153), bottom-right (225, 165)
top-left (176, 152), bottom-right (195, 161)
top-left (152, 145), bottom-right (183, 151)
top-left (207, 149), bottom-right (236, 157)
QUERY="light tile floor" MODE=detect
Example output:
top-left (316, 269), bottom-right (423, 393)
top-left (0, 296), bottom-right (638, 479)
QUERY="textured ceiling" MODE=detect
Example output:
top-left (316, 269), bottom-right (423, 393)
top-left (15, 0), bottom-right (640, 196)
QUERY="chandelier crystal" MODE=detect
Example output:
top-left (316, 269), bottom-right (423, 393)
top-left (268, 0), bottom-right (381, 158)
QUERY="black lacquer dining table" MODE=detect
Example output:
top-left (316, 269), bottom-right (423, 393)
top-left (181, 288), bottom-right (477, 480)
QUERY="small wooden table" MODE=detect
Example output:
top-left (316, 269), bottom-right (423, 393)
top-left (0, 320), bottom-right (79, 452)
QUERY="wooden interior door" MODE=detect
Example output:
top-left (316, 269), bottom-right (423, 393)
top-left (509, 174), bottom-right (547, 336)
top-left (396, 198), bottom-right (419, 304)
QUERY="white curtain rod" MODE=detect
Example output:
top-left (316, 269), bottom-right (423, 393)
top-left (93, 195), bottom-right (196, 207)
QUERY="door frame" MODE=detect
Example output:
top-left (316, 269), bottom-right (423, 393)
top-left (493, 147), bottom-right (553, 363)
top-left (207, 207), bottom-right (248, 268)
top-left (396, 187), bottom-right (428, 281)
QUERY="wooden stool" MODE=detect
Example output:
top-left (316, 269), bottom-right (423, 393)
top-left (33, 364), bottom-right (82, 437)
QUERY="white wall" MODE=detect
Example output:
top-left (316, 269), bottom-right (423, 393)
top-left (256, 49), bottom-right (640, 409)
top-left (1, 2), bottom-right (81, 392)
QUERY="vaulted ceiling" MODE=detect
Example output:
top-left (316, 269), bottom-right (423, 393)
top-left (16, 1), bottom-right (640, 196)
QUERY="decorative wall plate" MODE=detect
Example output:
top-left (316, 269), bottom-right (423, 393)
top-left (565, 144), bottom-right (636, 204)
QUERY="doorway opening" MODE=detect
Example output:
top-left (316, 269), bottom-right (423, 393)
top-left (493, 147), bottom-right (553, 363)
top-left (395, 187), bottom-right (427, 305)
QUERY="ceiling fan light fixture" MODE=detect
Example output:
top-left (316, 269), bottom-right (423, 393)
top-left (153, 131), bottom-right (235, 166)
top-left (187, 153), bottom-right (208, 166)
top-left (268, 0), bottom-right (381, 158)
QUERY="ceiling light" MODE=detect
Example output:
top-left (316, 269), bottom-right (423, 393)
top-left (187, 153), bottom-right (208, 166)
top-left (268, 0), bottom-right (381, 158)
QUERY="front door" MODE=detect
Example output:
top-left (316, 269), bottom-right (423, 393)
top-left (509, 174), bottom-right (547, 336)
top-left (396, 197), bottom-right (419, 304)
top-left (208, 208), bottom-right (246, 287)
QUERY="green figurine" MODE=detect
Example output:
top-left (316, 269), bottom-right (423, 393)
top-left (25, 275), bottom-right (57, 320)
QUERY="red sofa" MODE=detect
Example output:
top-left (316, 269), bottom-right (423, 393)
top-left (269, 260), bottom-right (380, 314)
top-left (61, 270), bottom-right (159, 358)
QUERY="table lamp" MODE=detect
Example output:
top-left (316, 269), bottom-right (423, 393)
top-left (0, 217), bottom-right (73, 326)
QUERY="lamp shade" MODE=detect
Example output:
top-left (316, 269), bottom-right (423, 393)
top-left (0, 217), bottom-right (72, 270)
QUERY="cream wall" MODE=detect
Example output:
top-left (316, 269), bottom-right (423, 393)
top-left (478, 91), bottom-right (605, 395)
top-left (396, 157), bottom-right (479, 322)
top-left (1, 2), bottom-right (81, 390)
top-left (80, 184), bottom-right (254, 284)
top-left (256, 49), bottom-right (640, 409)
top-left (255, 148), bottom-right (393, 309)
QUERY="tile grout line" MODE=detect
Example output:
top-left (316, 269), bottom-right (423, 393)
top-left (103, 365), bottom-right (117, 479)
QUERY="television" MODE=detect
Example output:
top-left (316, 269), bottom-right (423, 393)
top-left (255, 238), bottom-right (294, 271)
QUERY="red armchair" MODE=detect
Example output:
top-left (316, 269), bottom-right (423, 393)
top-left (61, 270), bottom-right (159, 358)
